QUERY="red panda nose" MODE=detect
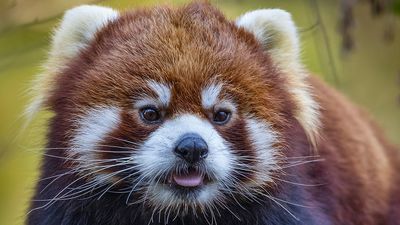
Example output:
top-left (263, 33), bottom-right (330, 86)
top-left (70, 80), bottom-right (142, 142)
top-left (174, 133), bottom-right (208, 164)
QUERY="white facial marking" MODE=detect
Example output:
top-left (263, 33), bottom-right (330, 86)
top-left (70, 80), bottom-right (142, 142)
top-left (71, 107), bottom-right (121, 160)
top-left (201, 83), bottom-right (222, 109)
top-left (147, 80), bottom-right (171, 107)
top-left (134, 97), bottom-right (160, 109)
top-left (133, 114), bottom-right (234, 205)
top-left (245, 117), bottom-right (279, 186)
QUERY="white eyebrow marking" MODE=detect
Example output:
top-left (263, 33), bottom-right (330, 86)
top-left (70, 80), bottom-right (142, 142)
top-left (134, 98), bottom-right (158, 109)
top-left (147, 80), bottom-right (171, 107)
top-left (201, 83), bottom-right (222, 109)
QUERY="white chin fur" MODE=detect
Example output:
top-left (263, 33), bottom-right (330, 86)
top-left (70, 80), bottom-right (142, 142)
top-left (133, 114), bottom-right (234, 205)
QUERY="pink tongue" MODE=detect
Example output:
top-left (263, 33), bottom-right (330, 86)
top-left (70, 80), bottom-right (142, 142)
top-left (173, 172), bottom-right (203, 187)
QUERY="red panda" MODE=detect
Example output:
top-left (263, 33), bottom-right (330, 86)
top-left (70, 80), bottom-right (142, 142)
top-left (26, 2), bottom-right (400, 225)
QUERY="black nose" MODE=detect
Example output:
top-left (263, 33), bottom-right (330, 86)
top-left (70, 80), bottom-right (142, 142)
top-left (174, 133), bottom-right (208, 164)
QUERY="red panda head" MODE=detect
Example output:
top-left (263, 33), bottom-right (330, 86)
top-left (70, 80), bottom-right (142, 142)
top-left (29, 2), bottom-right (319, 216)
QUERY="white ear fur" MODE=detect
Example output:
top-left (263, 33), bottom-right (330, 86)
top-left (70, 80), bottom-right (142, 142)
top-left (25, 5), bottom-right (118, 122)
top-left (236, 9), bottom-right (320, 145)
top-left (236, 9), bottom-right (300, 75)
top-left (49, 5), bottom-right (119, 70)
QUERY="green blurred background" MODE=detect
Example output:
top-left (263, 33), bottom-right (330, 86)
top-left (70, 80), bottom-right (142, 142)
top-left (0, 0), bottom-right (399, 224)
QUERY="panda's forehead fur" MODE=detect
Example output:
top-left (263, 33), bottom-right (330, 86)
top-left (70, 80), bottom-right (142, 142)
top-left (51, 3), bottom-right (294, 128)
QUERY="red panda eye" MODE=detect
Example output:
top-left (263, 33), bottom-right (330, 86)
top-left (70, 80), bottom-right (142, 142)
top-left (213, 110), bottom-right (231, 125)
top-left (140, 107), bottom-right (161, 123)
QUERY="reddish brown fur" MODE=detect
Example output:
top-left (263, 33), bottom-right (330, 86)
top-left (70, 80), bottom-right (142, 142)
top-left (306, 76), bottom-right (400, 224)
top-left (29, 2), bottom-right (400, 225)
top-left (48, 2), bottom-right (293, 168)
top-left (49, 3), bottom-right (291, 128)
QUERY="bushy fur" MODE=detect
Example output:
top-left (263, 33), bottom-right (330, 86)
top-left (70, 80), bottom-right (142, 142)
top-left (27, 2), bottom-right (400, 225)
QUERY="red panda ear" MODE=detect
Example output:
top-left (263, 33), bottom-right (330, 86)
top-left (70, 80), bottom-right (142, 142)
top-left (236, 9), bottom-right (300, 75)
top-left (25, 5), bottom-right (118, 122)
top-left (236, 9), bottom-right (320, 146)
top-left (49, 5), bottom-right (118, 68)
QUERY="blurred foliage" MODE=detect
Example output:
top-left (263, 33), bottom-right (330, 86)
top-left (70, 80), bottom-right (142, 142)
top-left (0, 1), bottom-right (399, 225)
top-left (393, 0), bottom-right (400, 15)
top-left (339, 0), bottom-right (400, 51)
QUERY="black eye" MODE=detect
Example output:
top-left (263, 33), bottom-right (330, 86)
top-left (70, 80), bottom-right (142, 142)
top-left (213, 110), bottom-right (231, 124)
top-left (140, 107), bottom-right (161, 123)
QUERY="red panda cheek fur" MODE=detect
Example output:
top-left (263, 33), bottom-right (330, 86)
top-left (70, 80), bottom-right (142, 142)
top-left (26, 2), bottom-right (400, 225)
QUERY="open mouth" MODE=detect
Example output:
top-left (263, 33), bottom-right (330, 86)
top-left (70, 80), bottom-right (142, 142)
top-left (167, 167), bottom-right (210, 189)
top-left (172, 170), bottom-right (204, 187)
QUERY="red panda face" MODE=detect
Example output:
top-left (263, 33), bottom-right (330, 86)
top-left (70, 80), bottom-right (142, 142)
top-left (32, 3), bottom-right (317, 216)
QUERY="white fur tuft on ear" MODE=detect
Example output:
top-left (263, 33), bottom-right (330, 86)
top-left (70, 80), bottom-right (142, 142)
top-left (25, 5), bottom-right (118, 122)
top-left (236, 9), bottom-right (320, 146)
top-left (236, 9), bottom-right (300, 74)
top-left (50, 5), bottom-right (118, 66)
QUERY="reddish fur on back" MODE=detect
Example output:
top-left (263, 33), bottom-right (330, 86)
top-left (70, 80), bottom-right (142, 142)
top-left (306, 76), bottom-right (399, 224)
